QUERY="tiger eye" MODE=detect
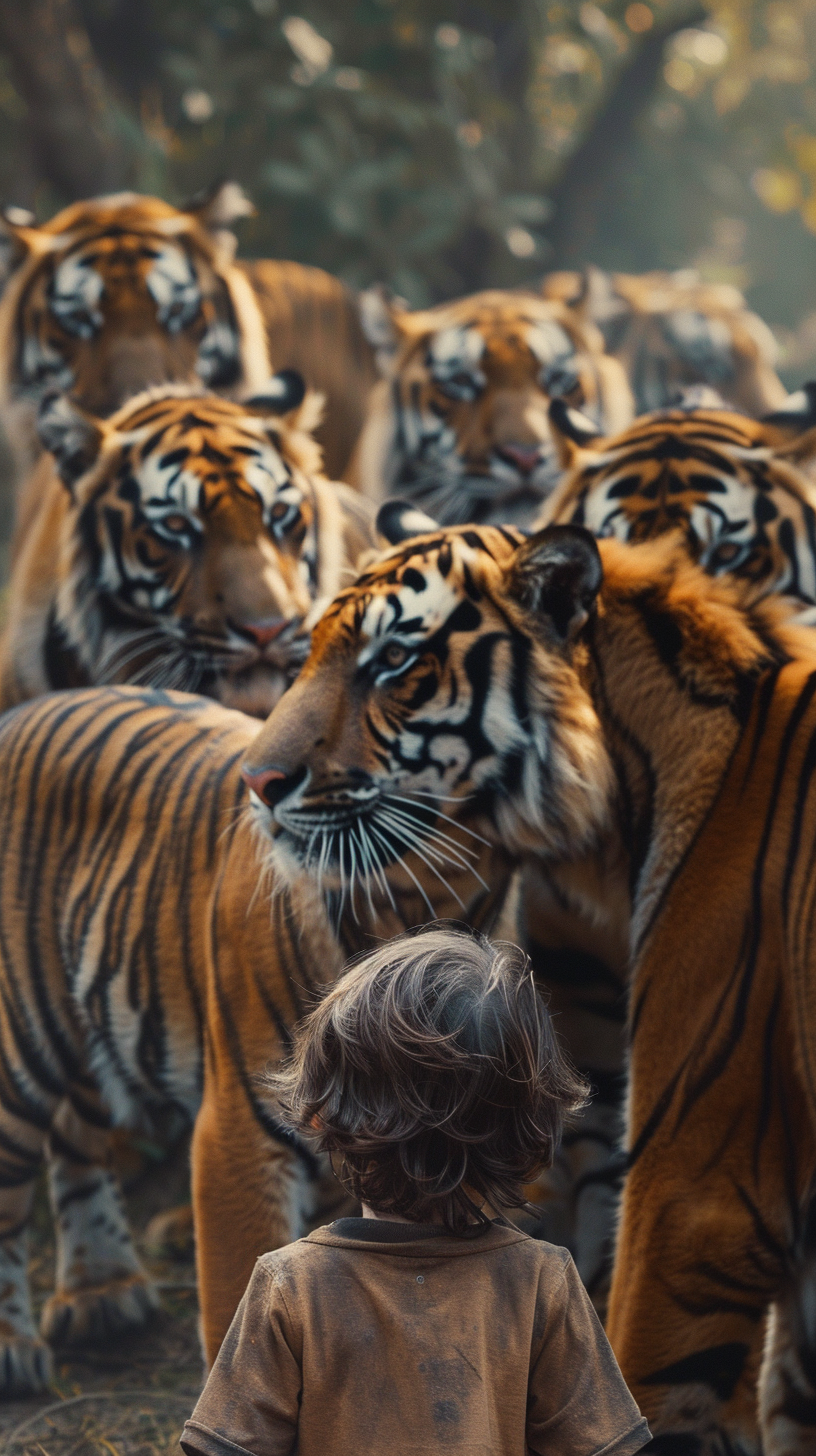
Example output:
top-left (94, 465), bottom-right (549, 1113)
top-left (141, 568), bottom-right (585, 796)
top-left (384, 642), bottom-right (408, 668)
top-left (163, 514), bottom-right (188, 534)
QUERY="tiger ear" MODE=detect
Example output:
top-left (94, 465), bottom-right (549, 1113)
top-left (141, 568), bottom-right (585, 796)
top-left (183, 180), bottom-right (255, 261)
top-left (37, 393), bottom-right (103, 492)
top-left (509, 524), bottom-right (602, 644)
top-left (358, 286), bottom-right (412, 375)
top-left (763, 387), bottom-right (816, 460)
top-left (548, 398), bottom-right (603, 469)
top-left (376, 499), bottom-right (439, 546)
top-left (244, 370), bottom-right (307, 416)
top-left (0, 206), bottom-right (37, 289)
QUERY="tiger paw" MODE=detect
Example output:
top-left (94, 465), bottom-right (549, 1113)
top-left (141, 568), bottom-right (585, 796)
top-left (0, 1329), bottom-right (53, 1395)
top-left (40, 1272), bottom-right (160, 1346)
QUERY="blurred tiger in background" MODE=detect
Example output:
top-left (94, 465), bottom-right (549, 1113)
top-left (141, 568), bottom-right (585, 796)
top-left (0, 372), bottom-right (374, 717)
top-left (539, 390), bottom-right (816, 613)
top-left (0, 184), bottom-right (377, 536)
top-left (543, 265), bottom-right (788, 418)
top-left (349, 287), bottom-right (634, 527)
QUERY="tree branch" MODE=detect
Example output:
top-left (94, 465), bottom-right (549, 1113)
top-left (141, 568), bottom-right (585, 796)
top-left (0, 0), bottom-right (129, 201)
top-left (546, 4), bottom-right (707, 266)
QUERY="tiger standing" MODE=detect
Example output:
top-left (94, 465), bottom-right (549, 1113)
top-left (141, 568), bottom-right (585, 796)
top-left (240, 510), bottom-right (816, 1451)
top-left (350, 287), bottom-right (634, 526)
top-left (0, 377), bottom-right (374, 717)
top-left (0, 674), bottom-right (512, 1396)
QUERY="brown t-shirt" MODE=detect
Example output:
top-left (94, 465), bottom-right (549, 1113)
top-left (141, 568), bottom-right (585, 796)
top-left (181, 1218), bottom-right (650, 1456)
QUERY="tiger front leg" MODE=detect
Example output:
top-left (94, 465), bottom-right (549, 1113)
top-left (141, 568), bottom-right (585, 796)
top-left (40, 1090), bottom-right (158, 1348)
top-left (191, 1076), bottom-right (319, 1367)
top-left (0, 1100), bottom-right (56, 1394)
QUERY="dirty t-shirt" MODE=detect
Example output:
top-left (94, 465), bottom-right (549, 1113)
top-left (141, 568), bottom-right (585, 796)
top-left (181, 1218), bottom-right (650, 1456)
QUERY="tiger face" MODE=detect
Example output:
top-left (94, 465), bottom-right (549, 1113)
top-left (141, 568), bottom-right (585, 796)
top-left (353, 290), bottom-right (633, 527)
top-left (243, 505), bottom-right (614, 892)
top-left (20, 378), bottom-right (356, 717)
top-left (539, 401), bottom-right (816, 610)
top-left (542, 266), bottom-right (787, 417)
top-left (0, 186), bottom-right (270, 478)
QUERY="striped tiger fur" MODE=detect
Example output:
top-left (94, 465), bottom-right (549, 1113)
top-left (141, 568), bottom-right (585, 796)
top-left (527, 396), bottom-right (816, 1310)
top-left (349, 287), bottom-right (634, 527)
top-left (0, 683), bottom-right (513, 1395)
top-left (0, 185), bottom-right (376, 517)
top-left (242, 510), bottom-right (816, 1452)
top-left (538, 400), bottom-right (816, 619)
top-left (0, 381), bottom-right (374, 717)
top-left (542, 266), bottom-right (788, 417)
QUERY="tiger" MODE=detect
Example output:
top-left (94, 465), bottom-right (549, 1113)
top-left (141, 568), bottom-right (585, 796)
top-left (0, 375), bottom-right (374, 718)
top-left (5, 516), bottom-right (816, 1446)
top-left (538, 394), bottom-right (816, 616)
top-left (349, 287), bottom-right (634, 527)
top-left (0, 683), bottom-right (513, 1395)
top-left (542, 265), bottom-right (788, 418)
top-left (239, 508), bottom-right (816, 1453)
top-left (0, 184), bottom-right (377, 513)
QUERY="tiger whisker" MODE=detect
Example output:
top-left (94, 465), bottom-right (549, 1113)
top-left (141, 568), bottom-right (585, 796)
top-left (367, 819), bottom-right (438, 921)
top-left (373, 808), bottom-right (468, 910)
top-left (381, 800), bottom-right (481, 865)
top-left (384, 795), bottom-right (490, 851)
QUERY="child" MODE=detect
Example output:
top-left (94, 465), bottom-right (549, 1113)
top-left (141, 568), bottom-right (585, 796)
top-left (181, 927), bottom-right (650, 1456)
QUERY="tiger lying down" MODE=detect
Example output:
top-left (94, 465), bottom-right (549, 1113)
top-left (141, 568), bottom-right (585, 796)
top-left (0, 509), bottom-right (815, 1454)
top-left (0, 373), bottom-right (373, 717)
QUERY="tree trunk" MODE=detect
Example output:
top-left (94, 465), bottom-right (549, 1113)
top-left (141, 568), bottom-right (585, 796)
top-left (0, 0), bottom-right (129, 202)
top-left (547, 4), bottom-right (707, 267)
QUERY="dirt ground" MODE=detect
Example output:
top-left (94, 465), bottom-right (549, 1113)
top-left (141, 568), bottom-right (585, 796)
top-left (0, 1141), bottom-right (202, 1456)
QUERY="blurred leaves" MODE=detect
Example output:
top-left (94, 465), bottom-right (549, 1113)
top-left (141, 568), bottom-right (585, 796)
top-left (0, 0), bottom-right (814, 315)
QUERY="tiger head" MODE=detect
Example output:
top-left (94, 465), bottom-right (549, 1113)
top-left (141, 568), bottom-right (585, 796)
top-left (0, 184), bottom-right (270, 474)
top-left (542, 266), bottom-right (787, 417)
top-left (243, 501), bottom-right (615, 899)
top-left (36, 374), bottom-right (362, 716)
top-left (353, 289), bottom-right (633, 528)
top-left (538, 394), bottom-right (816, 610)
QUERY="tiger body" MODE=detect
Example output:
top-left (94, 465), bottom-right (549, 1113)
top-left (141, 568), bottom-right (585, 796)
top-left (0, 189), bottom-right (376, 516)
top-left (351, 289), bottom-right (634, 526)
top-left (241, 257), bottom-right (378, 478)
top-left (0, 385), bottom-right (374, 717)
top-left (0, 684), bottom-right (512, 1394)
top-left (242, 515), bottom-right (816, 1451)
top-left (538, 406), bottom-right (816, 616)
top-left (542, 266), bottom-right (788, 417)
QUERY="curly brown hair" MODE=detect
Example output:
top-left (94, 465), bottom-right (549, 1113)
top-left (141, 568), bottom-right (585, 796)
top-left (268, 926), bottom-right (588, 1233)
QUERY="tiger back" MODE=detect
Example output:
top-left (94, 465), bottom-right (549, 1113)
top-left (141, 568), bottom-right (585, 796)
top-left (0, 380), bottom-right (374, 717)
top-left (350, 288), bottom-right (634, 526)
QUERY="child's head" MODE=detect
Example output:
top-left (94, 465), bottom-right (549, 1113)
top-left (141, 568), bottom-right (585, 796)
top-left (272, 926), bottom-right (587, 1233)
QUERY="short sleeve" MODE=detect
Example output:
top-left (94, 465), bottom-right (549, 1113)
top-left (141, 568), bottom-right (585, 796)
top-left (526, 1256), bottom-right (651, 1456)
top-left (181, 1259), bottom-right (302, 1456)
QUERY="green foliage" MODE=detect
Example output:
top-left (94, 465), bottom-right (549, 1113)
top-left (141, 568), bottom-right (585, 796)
top-left (1, 0), bottom-right (816, 334)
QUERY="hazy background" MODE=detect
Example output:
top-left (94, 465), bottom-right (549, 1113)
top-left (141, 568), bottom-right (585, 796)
top-left (1, 1), bottom-right (816, 371)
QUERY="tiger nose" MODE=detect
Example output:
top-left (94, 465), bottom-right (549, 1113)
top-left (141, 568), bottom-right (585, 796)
top-left (239, 617), bottom-right (288, 647)
top-left (241, 764), bottom-right (287, 803)
top-left (496, 443), bottom-right (543, 475)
